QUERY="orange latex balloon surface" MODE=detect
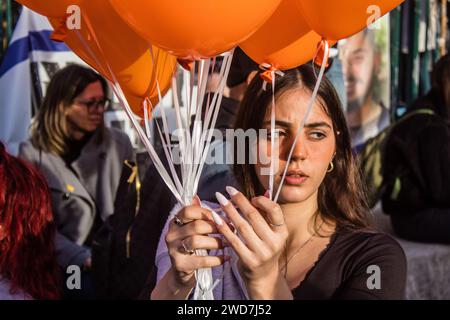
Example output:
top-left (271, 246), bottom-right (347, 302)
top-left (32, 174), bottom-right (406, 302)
top-left (122, 92), bottom-right (150, 119)
top-left (296, 0), bottom-right (404, 40)
top-left (80, 0), bottom-right (177, 98)
top-left (48, 0), bottom-right (177, 117)
top-left (48, 17), bottom-right (112, 79)
top-left (240, 0), bottom-right (324, 70)
top-left (108, 0), bottom-right (282, 59)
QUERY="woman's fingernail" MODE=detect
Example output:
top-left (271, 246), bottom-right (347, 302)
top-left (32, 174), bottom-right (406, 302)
top-left (193, 195), bottom-right (201, 205)
top-left (215, 192), bottom-right (229, 206)
top-left (225, 186), bottom-right (239, 197)
top-left (211, 210), bottom-right (223, 226)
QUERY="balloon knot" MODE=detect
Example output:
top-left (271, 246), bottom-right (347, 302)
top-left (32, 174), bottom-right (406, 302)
top-left (259, 63), bottom-right (284, 91)
top-left (313, 39), bottom-right (331, 68)
top-left (177, 58), bottom-right (195, 71)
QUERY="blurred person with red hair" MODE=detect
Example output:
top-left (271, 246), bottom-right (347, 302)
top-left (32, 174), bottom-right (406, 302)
top-left (0, 142), bottom-right (61, 299)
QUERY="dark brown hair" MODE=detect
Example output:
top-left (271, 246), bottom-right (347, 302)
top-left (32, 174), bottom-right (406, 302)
top-left (30, 64), bottom-right (108, 156)
top-left (233, 64), bottom-right (372, 231)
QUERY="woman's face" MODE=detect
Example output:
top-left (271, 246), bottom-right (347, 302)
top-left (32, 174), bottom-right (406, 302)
top-left (65, 81), bottom-right (106, 138)
top-left (254, 88), bottom-right (336, 204)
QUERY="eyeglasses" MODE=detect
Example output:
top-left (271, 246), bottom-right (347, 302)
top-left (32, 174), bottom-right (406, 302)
top-left (75, 98), bottom-right (110, 110)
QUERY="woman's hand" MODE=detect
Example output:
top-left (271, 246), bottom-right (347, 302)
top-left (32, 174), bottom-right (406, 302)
top-left (213, 187), bottom-right (292, 300)
top-left (164, 198), bottom-right (228, 290)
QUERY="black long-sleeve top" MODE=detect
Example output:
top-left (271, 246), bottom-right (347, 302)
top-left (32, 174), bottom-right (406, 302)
top-left (382, 89), bottom-right (450, 215)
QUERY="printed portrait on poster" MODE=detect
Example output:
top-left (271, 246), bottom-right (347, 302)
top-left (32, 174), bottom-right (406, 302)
top-left (340, 15), bottom-right (391, 148)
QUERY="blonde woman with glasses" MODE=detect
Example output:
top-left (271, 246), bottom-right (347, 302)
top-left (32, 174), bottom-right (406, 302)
top-left (19, 65), bottom-right (133, 293)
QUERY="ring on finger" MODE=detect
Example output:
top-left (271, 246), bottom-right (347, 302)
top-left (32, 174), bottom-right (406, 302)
top-left (181, 240), bottom-right (195, 255)
top-left (174, 214), bottom-right (184, 227)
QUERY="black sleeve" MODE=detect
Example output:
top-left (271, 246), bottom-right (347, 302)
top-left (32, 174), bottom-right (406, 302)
top-left (333, 233), bottom-right (407, 300)
top-left (417, 124), bottom-right (450, 205)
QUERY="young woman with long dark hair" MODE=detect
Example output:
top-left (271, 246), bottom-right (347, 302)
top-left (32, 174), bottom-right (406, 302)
top-left (152, 65), bottom-right (406, 300)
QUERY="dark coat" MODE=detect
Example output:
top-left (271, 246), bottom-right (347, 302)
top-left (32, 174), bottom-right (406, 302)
top-left (382, 90), bottom-right (450, 215)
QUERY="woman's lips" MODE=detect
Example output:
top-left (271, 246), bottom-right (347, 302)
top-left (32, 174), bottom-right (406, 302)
top-left (284, 174), bottom-right (308, 185)
top-left (283, 170), bottom-right (309, 185)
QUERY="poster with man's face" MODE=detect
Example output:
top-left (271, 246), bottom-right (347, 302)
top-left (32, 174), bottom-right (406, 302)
top-left (340, 16), bottom-right (390, 148)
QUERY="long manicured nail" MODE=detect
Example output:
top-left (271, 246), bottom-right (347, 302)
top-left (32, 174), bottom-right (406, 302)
top-left (225, 186), bottom-right (239, 197)
top-left (193, 195), bottom-right (201, 205)
top-left (211, 210), bottom-right (223, 226)
top-left (215, 192), bottom-right (229, 206)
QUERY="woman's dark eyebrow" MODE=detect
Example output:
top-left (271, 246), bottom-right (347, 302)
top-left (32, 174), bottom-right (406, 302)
top-left (262, 120), bottom-right (331, 129)
top-left (262, 120), bottom-right (292, 128)
top-left (304, 122), bottom-right (332, 129)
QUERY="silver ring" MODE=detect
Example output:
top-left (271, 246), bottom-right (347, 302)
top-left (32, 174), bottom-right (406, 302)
top-left (174, 215), bottom-right (184, 227)
top-left (181, 240), bottom-right (195, 255)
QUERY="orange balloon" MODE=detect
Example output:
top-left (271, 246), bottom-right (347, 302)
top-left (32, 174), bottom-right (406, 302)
top-left (17, 0), bottom-right (82, 18)
top-left (108, 0), bottom-right (282, 59)
top-left (124, 91), bottom-right (144, 117)
top-left (48, 0), bottom-right (177, 117)
top-left (296, 0), bottom-right (404, 40)
top-left (80, 0), bottom-right (177, 98)
top-left (240, 0), bottom-right (324, 71)
top-left (123, 92), bottom-right (148, 119)
top-left (50, 18), bottom-right (169, 118)
top-left (48, 18), bottom-right (113, 79)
